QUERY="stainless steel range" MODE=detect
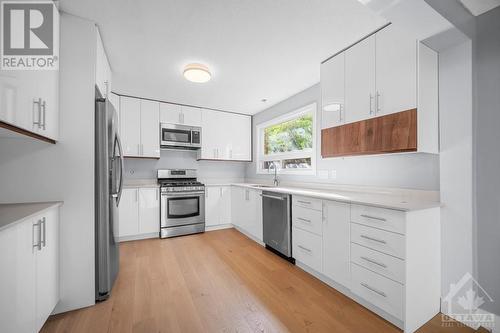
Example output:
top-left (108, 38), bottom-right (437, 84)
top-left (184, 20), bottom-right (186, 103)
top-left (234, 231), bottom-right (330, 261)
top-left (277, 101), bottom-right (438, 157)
top-left (158, 169), bottom-right (205, 238)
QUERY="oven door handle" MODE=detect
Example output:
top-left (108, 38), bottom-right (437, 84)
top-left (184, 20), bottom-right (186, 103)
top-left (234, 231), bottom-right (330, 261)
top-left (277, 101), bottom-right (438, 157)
top-left (162, 191), bottom-right (205, 197)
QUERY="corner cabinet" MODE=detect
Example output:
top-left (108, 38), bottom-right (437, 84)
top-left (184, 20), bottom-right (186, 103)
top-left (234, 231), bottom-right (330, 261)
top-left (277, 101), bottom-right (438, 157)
top-left (198, 109), bottom-right (252, 161)
top-left (205, 186), bottom-right (232, 229)
top-left (120, 96), bottom-right (160, 158)
top-left (321, 24), bottom-right (438, 156)
top-left (0, 205), bottom-right (60, 333)
top-left (231, 186), bottom-right (263, 242)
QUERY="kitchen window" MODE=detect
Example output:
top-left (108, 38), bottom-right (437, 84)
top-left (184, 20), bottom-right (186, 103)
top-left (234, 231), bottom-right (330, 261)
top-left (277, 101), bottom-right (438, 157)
top-left (256, 103), bottom-right (316, 175)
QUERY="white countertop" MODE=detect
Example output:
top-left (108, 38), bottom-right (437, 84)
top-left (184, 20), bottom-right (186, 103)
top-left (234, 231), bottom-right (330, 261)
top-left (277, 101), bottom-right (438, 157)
top-left (231, 183), bottom-right (440, 212)
top-left (0, 202), bottom-right (63, 232)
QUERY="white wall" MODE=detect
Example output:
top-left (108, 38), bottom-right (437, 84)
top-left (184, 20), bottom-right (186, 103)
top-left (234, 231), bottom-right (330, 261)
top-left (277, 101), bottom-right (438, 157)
top-left (0, 13), bottom-right (96, 313)
top-left (246, 84), bottom-right (440, 190)
top-left (124, 149), bottom-right (247, 183)
top-left (437, 38), bottom-right (473, 310)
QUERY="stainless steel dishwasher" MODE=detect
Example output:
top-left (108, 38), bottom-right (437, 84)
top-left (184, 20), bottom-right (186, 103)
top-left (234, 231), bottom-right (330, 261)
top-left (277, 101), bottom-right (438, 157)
top-left (261, 191), bottom-right (294, 262)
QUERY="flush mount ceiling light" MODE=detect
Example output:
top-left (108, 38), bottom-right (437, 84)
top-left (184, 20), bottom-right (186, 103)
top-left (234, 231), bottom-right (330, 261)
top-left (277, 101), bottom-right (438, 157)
top-left (183, 63), bottom-right (211, 83)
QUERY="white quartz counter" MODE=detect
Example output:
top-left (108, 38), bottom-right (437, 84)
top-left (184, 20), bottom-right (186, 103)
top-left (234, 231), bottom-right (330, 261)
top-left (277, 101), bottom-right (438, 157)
top-left (0, 201), bottom-right (63, 232)
top-left (231, 183), bottom-right (440, 212)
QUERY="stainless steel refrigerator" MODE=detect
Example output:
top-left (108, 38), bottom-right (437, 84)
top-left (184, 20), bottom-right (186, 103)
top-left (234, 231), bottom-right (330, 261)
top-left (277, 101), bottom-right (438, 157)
top-left (95, 95), bottom-right (124, 301)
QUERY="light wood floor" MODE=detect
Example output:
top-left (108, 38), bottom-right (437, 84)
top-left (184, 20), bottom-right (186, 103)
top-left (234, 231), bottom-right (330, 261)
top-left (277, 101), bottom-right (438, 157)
top-left (42, 229), bottom-right (474, 333)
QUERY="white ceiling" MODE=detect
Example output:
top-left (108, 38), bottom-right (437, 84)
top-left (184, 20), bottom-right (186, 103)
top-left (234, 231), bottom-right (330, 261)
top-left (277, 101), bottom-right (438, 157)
top-left (460, 0), bottom-right (500, 16)
top-left (60, 0), bottom-right (386, 114)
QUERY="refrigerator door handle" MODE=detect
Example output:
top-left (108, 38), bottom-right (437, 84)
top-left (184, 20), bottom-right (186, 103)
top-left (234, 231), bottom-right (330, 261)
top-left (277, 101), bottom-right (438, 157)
top-left (115, 133), bottom-right (125, 206)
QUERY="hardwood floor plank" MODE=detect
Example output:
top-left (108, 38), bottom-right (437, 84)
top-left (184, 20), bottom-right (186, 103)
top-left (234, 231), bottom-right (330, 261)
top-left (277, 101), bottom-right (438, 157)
top-left (42, 229), bottom-right (474, 333)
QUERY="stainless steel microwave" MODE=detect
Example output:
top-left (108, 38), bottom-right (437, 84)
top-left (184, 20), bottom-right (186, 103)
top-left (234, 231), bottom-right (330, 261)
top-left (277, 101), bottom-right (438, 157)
top-left (160, 123), bottom-right (201, 150)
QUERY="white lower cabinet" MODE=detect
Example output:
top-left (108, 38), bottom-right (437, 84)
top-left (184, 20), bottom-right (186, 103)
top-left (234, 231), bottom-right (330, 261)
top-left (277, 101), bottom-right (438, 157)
top-left (322, 200), bottom-right (350, 289)
top-left (230, 186), bottom-right (262, 242)
top-left (0, 205), bottom-right (60, 333)
top-left (205, 186), bottom-right (232, 228)
top-left (292, 226), bottom-right (322, 272)
top-left (118, 187), bottom-right (160, 241)
top-left (290, 196), bottom-right (440, 333)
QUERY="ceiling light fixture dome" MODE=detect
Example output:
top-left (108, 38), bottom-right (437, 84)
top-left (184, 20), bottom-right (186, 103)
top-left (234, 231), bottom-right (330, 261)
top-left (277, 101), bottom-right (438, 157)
top-left (183, 63), bottom-right (211, 83)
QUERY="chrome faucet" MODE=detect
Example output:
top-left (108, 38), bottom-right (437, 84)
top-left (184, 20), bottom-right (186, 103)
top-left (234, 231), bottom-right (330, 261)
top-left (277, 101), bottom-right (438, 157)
top-left (269, 161), bottom-right (280, 187)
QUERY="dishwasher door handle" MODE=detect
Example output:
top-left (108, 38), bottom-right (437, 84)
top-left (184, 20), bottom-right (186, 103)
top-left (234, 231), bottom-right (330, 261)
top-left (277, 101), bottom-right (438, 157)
top-left (260, 194), bottom-right (285, 201)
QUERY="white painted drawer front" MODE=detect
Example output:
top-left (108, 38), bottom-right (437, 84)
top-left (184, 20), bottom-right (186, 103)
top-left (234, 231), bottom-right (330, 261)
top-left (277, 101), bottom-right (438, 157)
top-left (292, 227), bottom-right (322, 273)
top-left (351, 263), bottom-right (403, 320)
top-left (292, 205), bottom-right (322, 236)
top-left (351, 223), bottom-right (405, 259)
top-left (351, 204), bottom-right (405, 235)
top-left (292, 196), bottom-right (322, 211)
top-left (351, 243), bottom-right (405, 284)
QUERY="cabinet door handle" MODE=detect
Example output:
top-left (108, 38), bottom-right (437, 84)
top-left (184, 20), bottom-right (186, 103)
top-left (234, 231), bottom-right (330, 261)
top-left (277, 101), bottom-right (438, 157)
top-left (141, 144), bottom-right (144, 156)
top-left (339, 104), bottom-right (343, 122)
top-left (361, 283), bottom-right (387, 297)
top-left (32, 220), bottom-right (42, 250)
top-left (360, 256), bottom-right (387, 268)
top-left (360, 214), bottom-right (387, 222)
top-left (135, 189), bottom-right (138, 202)
top-left (245, 190), bottom-right (249, 201)
top-left (369, 94), bottom-right (374, 115)
top-left (219, 187), bottom-right (222, 197)
top-left (360, 234), bottom-right (387, 244)
top-left (298, 245), bottom-right (312, 253)
top-left (41, 217), bottom-right (47, 247)
top-left (41, 101), bottom-right (46, 130)
top-left (137, 144), bottom-right (140, 155)
top-left (33, 98), bottom-right (42, 128)
top-left (298, 217), bottom-right (311, 224)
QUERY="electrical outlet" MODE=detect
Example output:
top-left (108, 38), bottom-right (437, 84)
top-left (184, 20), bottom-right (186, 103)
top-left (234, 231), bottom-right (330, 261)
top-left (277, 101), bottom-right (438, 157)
top-left (330, 170), bottom-right (337, 179)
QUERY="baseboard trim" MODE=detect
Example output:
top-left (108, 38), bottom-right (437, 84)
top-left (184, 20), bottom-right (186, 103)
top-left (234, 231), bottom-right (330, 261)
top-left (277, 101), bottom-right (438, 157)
top-left (205, 224), bottom-right (233, 232)
top-left (118, 232), bottom-right (159, 242)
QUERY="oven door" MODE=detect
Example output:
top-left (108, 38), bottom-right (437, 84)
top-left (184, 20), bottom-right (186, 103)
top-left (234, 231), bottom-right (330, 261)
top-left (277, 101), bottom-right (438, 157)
top-left (161, 191), bottom-right (205, 228)
top-left (160, 124), bottom-right (193, 148)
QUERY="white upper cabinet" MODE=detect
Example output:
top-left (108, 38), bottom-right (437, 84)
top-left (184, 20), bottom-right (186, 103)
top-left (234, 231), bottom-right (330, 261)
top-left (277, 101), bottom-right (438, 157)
top-left (199, 109), bottom-right (251, 161)
top-left (344, 35), bottom-right (376, 124)
top-left (140, 100), bottom-right (160, 158)
top-left (321, 53), bottom-right (345, 129)
top-left (95, 27), bottom-right (112, 99)
top-left (0, 66), bottom-right (59, 141)
top-left (375, 25), bottom-right (417, 116)
top-left (159, 102), bottom-right (182, 124)
top-left (229, 114), bottom-right (252, 161)
top-left (159, 102), bottom-right (202, 127)
top-left (120, 97), bottom-right (141, 157)
top-left (181, 106), bottom-right (202, 126)
top-left (120, 96), bottom-right (160, 158)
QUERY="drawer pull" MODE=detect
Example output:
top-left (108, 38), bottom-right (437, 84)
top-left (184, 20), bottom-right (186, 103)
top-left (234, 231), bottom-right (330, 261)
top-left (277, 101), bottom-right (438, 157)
top-left (298, 245), bottom-right (312, 253)
top-left (360, 234), bottom-right (387, 244)
top-left (360, 256), bottom-right (387, 268)
top-left (297, 200), bottom-right (311, 205)
top-left (298, 217), bottom-right (311, 224)
top-left (360, 214), bottom-right (387, 222)
top-left (361, 283), bottom-right (387, 297)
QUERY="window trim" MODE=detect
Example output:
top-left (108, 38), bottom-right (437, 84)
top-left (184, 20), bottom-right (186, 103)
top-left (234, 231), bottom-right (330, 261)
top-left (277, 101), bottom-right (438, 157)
top-left (256, 103), bottom-right (317, 175)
